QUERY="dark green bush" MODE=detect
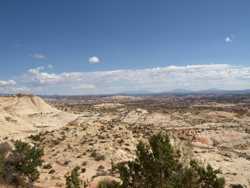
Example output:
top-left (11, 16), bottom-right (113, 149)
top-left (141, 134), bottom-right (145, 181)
top-left (0, 140), bottom-right (44, 186)
top-left (115, 133), bottom-right (225, 188)
top-left (0, 153), bottom-right (4, 177)
top-left (65, 166), bottom-right (82, 188)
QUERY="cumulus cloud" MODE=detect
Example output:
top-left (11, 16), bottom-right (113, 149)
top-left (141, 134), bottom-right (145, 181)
top-left (26, 67), bottom-right (61, 84)
top-left (225, 35), bottom-right (234, 43)
top-left (31, 53), bottom-right (47, 60)
top-left (225, 37), bottom-right (232, 43)
top-left (0, 80), bottom-right (16, 87)
top-left (16, 64), bottom-right (250, 95)
top-left (0, 80), bottom-right (17, 94)
top-left (88, 56), bottom-right (101, 64)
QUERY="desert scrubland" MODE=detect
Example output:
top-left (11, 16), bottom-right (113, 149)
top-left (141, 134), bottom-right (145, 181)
top-left (1, 94), bottom-right (250, 187)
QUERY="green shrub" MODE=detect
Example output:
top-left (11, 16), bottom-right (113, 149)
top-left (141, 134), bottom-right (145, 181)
top-left (28, 133), bottom-right (43, 142)
top-left (0, 153), bottom-right (4, 177)
top-left (65, 166), bottom-right (82, 188)
top-left (0, 140), bottom-right (44, 186)
top-left (115, 132), bottom-right (225, 188)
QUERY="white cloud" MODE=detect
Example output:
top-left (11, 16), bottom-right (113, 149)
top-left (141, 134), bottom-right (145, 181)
top-left (17, 64), bottom-right (250, 95)
top-left (0, 80), bottom-right (16, 87)
top-left (0, 80), bottom-right (17, 94)
top-left (225, 35), bottom-right (234, 43)
top-left (27, 67), bottom-right (61, 84)
top-left (225, 37), bottom-right (232, 43)
top-left (88, 56), bottom-right (101, 64)
top-left (31, 53), bottom-right (47, 60)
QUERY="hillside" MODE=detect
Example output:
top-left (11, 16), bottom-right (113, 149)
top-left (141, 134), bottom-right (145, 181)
top-left (0, 94), bottom-right (77, 139)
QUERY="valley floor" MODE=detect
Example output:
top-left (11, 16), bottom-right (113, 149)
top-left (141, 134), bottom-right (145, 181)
top-left (1, 94), bottom-right (250, 187)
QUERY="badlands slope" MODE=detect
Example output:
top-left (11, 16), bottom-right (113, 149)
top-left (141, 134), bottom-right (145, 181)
top-left (0, 94), bottom-right (77, 139)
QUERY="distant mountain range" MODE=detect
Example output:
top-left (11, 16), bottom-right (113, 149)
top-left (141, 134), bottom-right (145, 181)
top-left (115, 89), bottom-right (250, 96)
top-left (1, 89), bottom-right (250, 97)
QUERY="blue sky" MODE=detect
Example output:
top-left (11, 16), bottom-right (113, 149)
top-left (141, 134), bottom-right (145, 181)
top-left (0, 0), bottom-right (250, 94)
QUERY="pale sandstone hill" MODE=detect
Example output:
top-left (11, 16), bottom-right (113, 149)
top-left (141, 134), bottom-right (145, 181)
top-left (4, 94), bottom-right (58, 115)
top-left (0, 94), bottom-right (77, 139)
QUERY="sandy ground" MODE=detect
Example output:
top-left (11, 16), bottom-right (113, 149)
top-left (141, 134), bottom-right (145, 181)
top-left (1, 96), bottom-right (250, 187)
